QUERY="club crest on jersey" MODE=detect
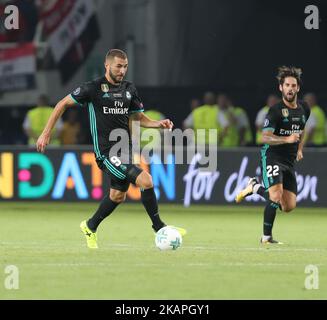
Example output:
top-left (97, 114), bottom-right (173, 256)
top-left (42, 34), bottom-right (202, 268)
top-left (282, 108), bottom-right (289, 118)
top-left (126, 91), bottom-right (132, 99)
top-left (73, 87), bottom-right (81, 95)
top-left (101, 84), bottom-right (109, 92)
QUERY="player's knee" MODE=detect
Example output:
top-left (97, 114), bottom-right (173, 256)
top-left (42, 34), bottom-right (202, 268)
top-left (143, 174), bottom-right (153, 189)
top-left (269, 191), bottom-right (283, 203)
top-left (137, 172), bottom-right (153, 189)
top-left (282, 203), bottom-right (296, 213)
top-left (109, 190), bottom-right (126, 203)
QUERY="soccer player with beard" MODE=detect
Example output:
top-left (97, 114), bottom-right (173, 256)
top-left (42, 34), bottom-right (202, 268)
top-left (235, 66), bottom-right (310, 244)
top-left (36, 49), bottom-right (186, 249)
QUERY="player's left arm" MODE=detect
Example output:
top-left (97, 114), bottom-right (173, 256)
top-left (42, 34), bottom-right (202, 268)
top-left (296, 129), bottom-right (305, 162)
top-left (297, 102), bottom-right (312, 161)
top-left (131, 112), bottom-right (173, 129)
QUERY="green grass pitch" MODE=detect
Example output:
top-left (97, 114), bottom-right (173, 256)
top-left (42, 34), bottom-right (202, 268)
top-left (0, 202), bottom-right (326, 299)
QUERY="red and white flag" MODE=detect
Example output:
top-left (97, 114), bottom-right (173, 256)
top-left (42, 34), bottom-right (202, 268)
top-left (0, 42), bottom-right (36, 91)
top-left (39, 0), bottom-right (100, 83)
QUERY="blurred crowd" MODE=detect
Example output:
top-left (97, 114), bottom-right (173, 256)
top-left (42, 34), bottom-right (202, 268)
top-left (1, 1), bottom-right (325, 148)
top-left (182, 91), bottom-right (327, 147)
top-left (0, 92), bottom-right (326, 148)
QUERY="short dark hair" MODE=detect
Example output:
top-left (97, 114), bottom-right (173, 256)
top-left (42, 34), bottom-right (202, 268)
top-left (105, 49), bottom-right (127, 61)
top-left (277, 66), bottom-right (302, 85)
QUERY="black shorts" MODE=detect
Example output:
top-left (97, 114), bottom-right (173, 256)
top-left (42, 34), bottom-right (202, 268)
top-left (96, 155), bottom-right (143, 192)
top-left (261, 156), bottom-right (297, 194)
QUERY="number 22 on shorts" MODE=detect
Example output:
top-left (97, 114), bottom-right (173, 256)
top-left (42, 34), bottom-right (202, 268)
top-left (266, 165), bottom-right (279, 177)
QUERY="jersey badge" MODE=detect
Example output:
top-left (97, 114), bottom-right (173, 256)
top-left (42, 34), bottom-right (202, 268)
top-left (282, 108), bottom-right (289, 118)
top-left (282, 108), bottom-right (289, 122)
top-left (126, 91), bottom-right (132, 100)
top-left (73, 87), bottom-right (81, 95)
top-left (101, 84), bottom-right (109, 92)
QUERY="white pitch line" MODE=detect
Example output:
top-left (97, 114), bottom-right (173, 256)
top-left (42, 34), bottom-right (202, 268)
top-left (10, 262), bottom-right (325, 268)
top-left (1, 242), bottom-right (326, 253)
top-left (185, 246), bottom-right (327, 252)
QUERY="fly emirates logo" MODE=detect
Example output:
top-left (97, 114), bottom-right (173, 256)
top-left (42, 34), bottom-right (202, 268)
top-left (279, 124), bottom-right (303, 135)
top-left (103, 101), bottom-right (128, 115)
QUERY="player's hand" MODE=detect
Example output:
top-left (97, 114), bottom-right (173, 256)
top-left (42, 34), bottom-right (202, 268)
top-left (286, 133), bottom-right (300, 144)
top-left (36, 133), bottom-right (50, 153)
top-left (296, 149), bottom-right (303, 162)
top-left (158, 119), bottom-right (174, 130)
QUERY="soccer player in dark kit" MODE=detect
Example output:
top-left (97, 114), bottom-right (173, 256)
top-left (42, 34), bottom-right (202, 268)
top-left (235, 66), bottom-right (310, 244)
top-left (36, 49), bottom-right (186, 248)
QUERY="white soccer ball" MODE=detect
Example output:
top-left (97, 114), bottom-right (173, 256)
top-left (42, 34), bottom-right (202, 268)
top-left (155, 226), bottom-right (182, 251)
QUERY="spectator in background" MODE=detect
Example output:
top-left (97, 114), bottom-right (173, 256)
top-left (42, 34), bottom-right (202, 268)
top-left (217, 94), bottom-right (250, 147)
top-left (183, 91), bottom-right (228, 145)
top-left (235, 104), bottom-right (253, 146)
top-left (59, 109), bottom-right (81, 145)
top-left (303, 93), bottom-right (327, 147)
top-left (140, 108), bottom-right (165, 149)
top-left (255, 94), bottom-right (280, 145)
top-left (189, 98), bottom-right (201, 111)
top-left (181, 97), bottom-right (201, 131)
top-left (23, 95), bottom-right (63, 146)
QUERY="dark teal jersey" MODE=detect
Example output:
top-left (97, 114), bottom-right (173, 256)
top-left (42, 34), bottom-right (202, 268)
top-left (70, 76), bottom-right (144, 159)
top-left (261, 100), bottom-right (310, 165)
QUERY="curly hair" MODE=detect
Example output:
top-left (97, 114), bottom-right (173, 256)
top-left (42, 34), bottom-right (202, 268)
top-left (277, 66), bottom-right (302, 85)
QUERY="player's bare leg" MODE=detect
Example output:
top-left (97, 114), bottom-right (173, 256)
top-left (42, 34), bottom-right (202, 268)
top-left (280, 190), bottom-right (296, 212)
top-left (109, 189), bottom-right (127, 203)
top-left (136, 171), bottom-right (186, 235)
top-left (268, 184), bottom-right (283, 202)
top-left (136, 171), bottom-right (154, 189)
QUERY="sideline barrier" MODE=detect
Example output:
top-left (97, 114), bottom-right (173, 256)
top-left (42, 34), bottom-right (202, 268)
top-left (0, 146), bottom-right (326, 207)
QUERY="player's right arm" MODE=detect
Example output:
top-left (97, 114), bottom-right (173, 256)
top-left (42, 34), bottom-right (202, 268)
top-left (37, 83), bottom-right (91, 152)
top-left (262, 131), bottom-right (300, 145)
top-left (36, 95), bottom-right (76, 153)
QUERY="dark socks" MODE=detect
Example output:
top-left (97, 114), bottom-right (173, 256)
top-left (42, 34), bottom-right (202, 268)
top-left (256, 185), bottom-right (270, 201)
top-left (87, 196), bottom-right (120, 232)
top-left (141, 187), bottom-right (165, 232)
top-left (256, 185), bottom-right (282, 210)
top-left (263, 200), bottom-right (279, 236)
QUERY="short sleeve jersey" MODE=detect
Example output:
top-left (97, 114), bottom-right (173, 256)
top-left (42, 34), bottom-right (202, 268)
top-left (262, 100), bottom-right (311, 164)
top-left (69, 76), bottom-right (144, 159)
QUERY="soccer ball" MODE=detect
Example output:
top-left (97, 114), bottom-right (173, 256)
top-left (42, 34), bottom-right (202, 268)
top-left (155, 226), bottom-right (182, 251)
